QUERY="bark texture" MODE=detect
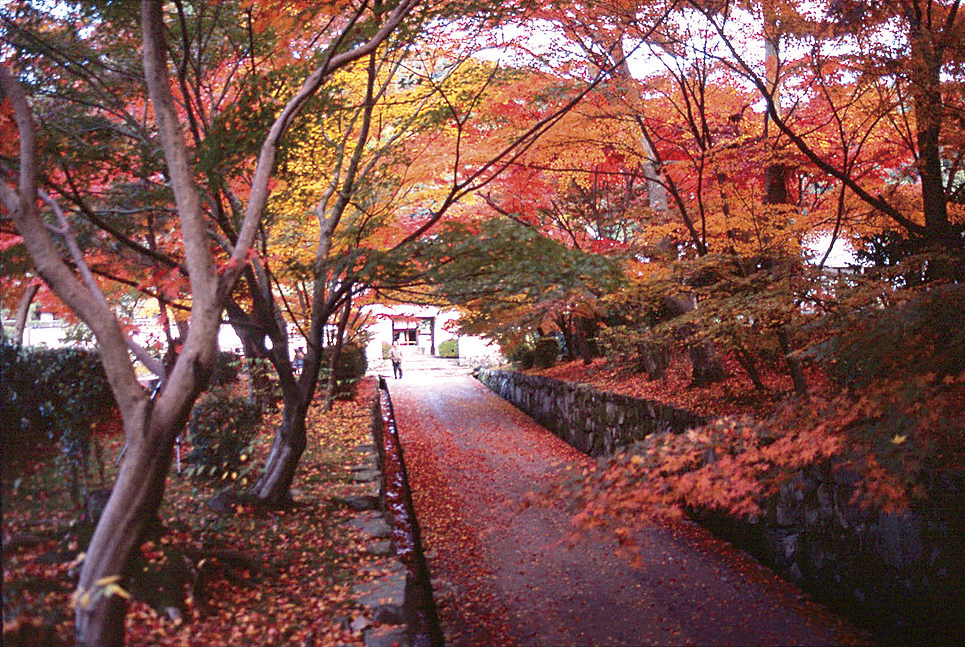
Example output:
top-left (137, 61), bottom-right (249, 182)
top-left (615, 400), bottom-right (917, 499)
top-left (777, 326), bottom-right (809, 400)
top-left (12, 283), bottom-right (39, 346)
top-left (75, 405), bottom-right (174, 645)
top-left (662, 295), bottom-right (729, 387)
top-left (250, 399), bottom-right (309, 506)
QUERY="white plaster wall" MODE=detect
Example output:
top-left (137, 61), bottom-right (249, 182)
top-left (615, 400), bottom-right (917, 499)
top-left (364, 317), bottom-right (394, 364)
top-left (19, 323), bottom-right (66, 348)
top-left (455, 335), bottom-right (504, 366)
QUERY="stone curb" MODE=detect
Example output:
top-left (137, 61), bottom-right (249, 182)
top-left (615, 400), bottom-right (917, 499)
top-left (334, 442), bottom-right (411, 647)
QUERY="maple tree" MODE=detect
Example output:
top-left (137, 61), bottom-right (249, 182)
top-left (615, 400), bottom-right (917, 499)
top-left (232, 34), bottom-right (486, 505)
top-left (3, 375), bottom-right (385, 647)
top-left (684, 0), bottom-right (965, 253)
top-left (2, 11), bottom-right (650, 622)
top-left (3, 0), bottom-right (964, 642)
top-left (415, 215), bottom-right (627, 359)
top-left (454, 0), bottom-right (962, 387)
top-left (231, 2), bottom-right (674, 505)
top-left (482, 10), bottom-right (965, 638)
top-left (2, 0), bottom-right (430, 643)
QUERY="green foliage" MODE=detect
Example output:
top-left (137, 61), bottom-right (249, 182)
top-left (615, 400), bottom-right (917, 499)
top-left (241, 356), bottom-right (283, 411)
top-left (186, 393), bottom-right (261, 480)
top-left (438, 338), bottom-right (459, 358)
top-left (382, 341), bottom-right (392, 359)
top-left (533, 337), bottom-right (559, 368)
top-left (209, 350), bottom-right (242, 388)
top-left (507, 341), bottom-right (536, 369)
top-left (319, 343), bottom-right (368, 400)
top-left (0, 337), bottom-right (115, 487)
top-left (417, 217), bottom-right (626, 349)
top-left (598, 324), bottom-right (639, 365)
top-left (186, 350), bottom-right (267, 479)
top-left (811, 282), bottom-right (965, 389)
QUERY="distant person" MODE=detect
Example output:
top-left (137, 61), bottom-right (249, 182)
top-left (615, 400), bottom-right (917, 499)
top-left (293, 348), bottom-right (305, 373)
top-left (389, 341), bottom-right (403, 379)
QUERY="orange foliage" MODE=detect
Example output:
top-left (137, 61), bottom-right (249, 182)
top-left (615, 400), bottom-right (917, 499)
top-left (533, 354), bottom-right (965, 535)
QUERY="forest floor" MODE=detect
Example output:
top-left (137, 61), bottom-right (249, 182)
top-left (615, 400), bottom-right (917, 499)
top-left (525, 352), bottom-right (832, 419)
top-left (2, 377), bottom-right (390, 647)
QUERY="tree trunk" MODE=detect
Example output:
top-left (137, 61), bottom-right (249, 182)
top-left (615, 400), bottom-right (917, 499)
top-left (323, 335), bottom-right (346, 411)
top-left (688, 341), bottom-right (729, 387)
top-left (554, 314), bottom-right (577, 362)
top-left (663, 295), bottom-right (729, 386)
top-left (12, 283), bottom-right (39, 346)
top-left (240, 338), bottom-right (275, 410)
top-left (734, 344), bottom-right (766, 393)
top-left (75, 406), bottom-right (175, 646)
top-left (573, 316), bottom-right (594, 365)
top-left (636, 342), bottom-right (668, 381)
top-left (907, 7), bottom-right (952, 247)
top-left (764, 163), bottom-right (788, 205)
top-left (249, 398), bottom-right (309, 506)
top-left (608, 39), bottom-right (667, 213)
top-left (762, 3), bottom-right (789, 211)
top-left (225, 293), bottom-right (287, 411)
top-left (323, 297), bottom-right (352, 411)
top-left (777, 326), bottom-right (808, 400)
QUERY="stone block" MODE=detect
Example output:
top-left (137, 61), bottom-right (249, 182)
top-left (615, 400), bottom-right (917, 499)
top-left (876, 511), bottom-right (923, 570)
top-left (333, 495), bottom-right (381, 512)
top-left (367, 540), bottom-right (395, 557)
top-left (353, 570), bottom-right (406, 611)
top-left (353, 469), bottom-right (381, 483)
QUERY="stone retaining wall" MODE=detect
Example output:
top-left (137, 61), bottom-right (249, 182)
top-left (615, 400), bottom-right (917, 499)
top-left (476, 368), bottom-right (707, 456)
top-left (692, 460), bottom-right (965, 644)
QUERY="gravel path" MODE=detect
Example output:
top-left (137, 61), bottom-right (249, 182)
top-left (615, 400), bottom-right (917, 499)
top-left (387, 362), bottom-right (867, 646)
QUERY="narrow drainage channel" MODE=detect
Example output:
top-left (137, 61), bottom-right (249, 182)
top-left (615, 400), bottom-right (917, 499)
top-left (375, 376), bottom-right (445, 647)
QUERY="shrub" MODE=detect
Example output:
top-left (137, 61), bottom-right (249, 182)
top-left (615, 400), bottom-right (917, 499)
top-left (243, 356), bottom-right (282, 411)
top-left (812, 283), bottom-right (965, 388)
top-left (599, 325), bottom-right (638, 365)
top-left (0, 337), bottom-right (116, 500)
top-left (439, 338), bottom-right (459, 358)
top-left (319, 342), bottom-right (368, 400)
top-left (533, 337), bottom-right (559, 369)
top-left (208, 350), bottom-right (242, 388)
top-left (186, 393), bottom-right (261, 480)
top-left (509, 345), bottom-right (535, 370)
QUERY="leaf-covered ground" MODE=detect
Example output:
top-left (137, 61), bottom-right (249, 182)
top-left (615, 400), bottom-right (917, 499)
top-left (526, 352), bottom-right (830, 418)
top-left (2, 377), bottom-right (388, 646)
top-left (525, 353), bottom-right (965, 518)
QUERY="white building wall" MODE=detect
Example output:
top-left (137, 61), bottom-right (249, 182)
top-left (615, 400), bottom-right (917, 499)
top-left (359, 303), bottom-right (504, 366)
top-left (18, 321), bottom-right (67, 348)
top-left (364, 316), bottom-right (395, 364)
top-left (454, 335), bottom-right (504, 367)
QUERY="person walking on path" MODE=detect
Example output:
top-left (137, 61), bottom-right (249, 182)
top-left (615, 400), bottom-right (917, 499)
top-left (388, 341), bottom-right (403, 379)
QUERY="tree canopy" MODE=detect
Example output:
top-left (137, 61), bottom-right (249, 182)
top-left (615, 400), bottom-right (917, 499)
top-left (2, 0), bottom-right (964, 643)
